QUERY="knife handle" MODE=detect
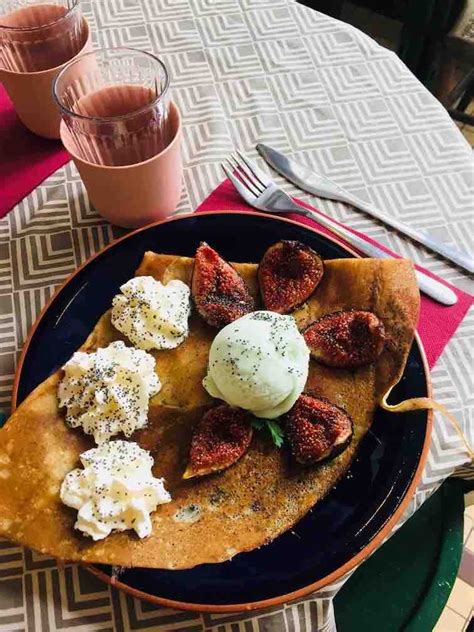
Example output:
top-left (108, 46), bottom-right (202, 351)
top-left (294, 205), bottom-right (458, 306)
top-left (413, 269), bottom-right (458, 306)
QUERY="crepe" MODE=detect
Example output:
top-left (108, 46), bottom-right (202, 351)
top-left (0, 253), bottom-right (420, 569)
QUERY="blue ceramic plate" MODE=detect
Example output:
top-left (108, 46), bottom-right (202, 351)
top-left (14, 212), bottom-right (431, 611)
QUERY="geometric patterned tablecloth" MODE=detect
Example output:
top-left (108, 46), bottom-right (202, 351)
top-left (0, 1), bottom-right (472, 630)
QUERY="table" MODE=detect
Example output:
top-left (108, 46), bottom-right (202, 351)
top-left (0, 1), bottom-right (472, 630)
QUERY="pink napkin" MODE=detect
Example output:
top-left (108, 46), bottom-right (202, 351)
top-left (196, 179), bottom-right (473, 369)
top-left (0, 85), bottom-right (69, 219)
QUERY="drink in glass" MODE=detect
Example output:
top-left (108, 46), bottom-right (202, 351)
top-left (53, 47), bottom-right (170, 166)
top-left (0, 0), bottom-right (86, 72)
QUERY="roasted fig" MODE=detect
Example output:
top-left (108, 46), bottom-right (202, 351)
top-left (303, 310), bottom-right (385, 369)
top-left (258, 240), bottom-right (323, 313)
top-left (192, 242), bottom-right (255, 327)
top-left (285, 395), bottom-right (353, 465)
top-left (183, 405), bottom-right (253, 479)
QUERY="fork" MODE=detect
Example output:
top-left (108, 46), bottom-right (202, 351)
top-left (222, 152), bottom-right (458, 306)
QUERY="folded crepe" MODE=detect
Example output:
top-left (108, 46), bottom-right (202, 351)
top-left (0, 253), bottom-right (420, 569)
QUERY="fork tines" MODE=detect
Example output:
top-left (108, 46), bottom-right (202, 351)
top-left (223, 151), bottom-right (269, 195)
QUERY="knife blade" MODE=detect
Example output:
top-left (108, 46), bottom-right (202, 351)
top-left (257, 143), bottom-right (474, 274)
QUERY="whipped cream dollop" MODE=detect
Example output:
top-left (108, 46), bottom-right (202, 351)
top-left (60, 440), bottom-right (171, 540)
top-left (111, 276), bottom-right (191, 350)
top-left (203, 311), bottom-right (310, 419)
top-left (58, 341), bottom-right (161, 444)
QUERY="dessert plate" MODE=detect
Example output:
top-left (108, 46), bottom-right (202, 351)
top-left (13, 211), bottom-right (432, 612)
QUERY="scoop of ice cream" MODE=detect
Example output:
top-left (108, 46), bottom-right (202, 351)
top-left (111, 276), bottom-right (191, 351)
top-left (60, 440), bottom-right (171, 540)
top-left (58, 341), bottom-right (160, 444)
top-left (203, 311), bottom-right (309, 419)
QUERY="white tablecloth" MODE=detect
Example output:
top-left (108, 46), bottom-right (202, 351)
top-left (0, 1), bottom-right (472, 630)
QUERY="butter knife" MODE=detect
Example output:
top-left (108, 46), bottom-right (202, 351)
top-left (257, 143), bottom-right (474, 274)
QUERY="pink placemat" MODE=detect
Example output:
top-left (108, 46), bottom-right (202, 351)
top-left (0, 85), bottom-right (69, 219)
top-left (196, 179), bottom-right (473, 369)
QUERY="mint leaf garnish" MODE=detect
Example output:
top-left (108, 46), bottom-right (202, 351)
top-left (267, 420), bottom-right (284, 448)
top-left (251, 418), bottom-right (284, 448)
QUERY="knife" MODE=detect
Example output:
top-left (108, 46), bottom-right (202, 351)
top-left (257, 143), bottom-right (474, 275)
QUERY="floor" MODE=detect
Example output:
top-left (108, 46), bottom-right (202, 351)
top-left (433, 497), bottom-right (474, 631)
top-left (339, 1), bottom-right (401, 52)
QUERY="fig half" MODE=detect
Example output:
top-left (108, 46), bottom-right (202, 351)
top-left (303, 310), bottom-right (385, 369)
top-left (285, 395), bottom-right (353, 465)
top-left (258, 240), bottom-right (323, 313)
top-left (183, 405), bottom-right (253, 479)
top-left (192, 242), bottom-right (255, 327)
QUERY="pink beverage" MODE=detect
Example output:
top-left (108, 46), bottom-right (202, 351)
top-left (67, 84), bottom-right (169, 166)
top-left (54, 48), bottom-right (170, 167)
top-left (0, 1), bottom-right (85, 72)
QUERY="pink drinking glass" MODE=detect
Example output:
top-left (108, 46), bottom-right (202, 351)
top-left (0, 0), bottom-right (86, 72)
top-left (53, 47), bottom-right (171, 166)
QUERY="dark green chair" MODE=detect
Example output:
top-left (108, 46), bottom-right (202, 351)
top-left (334, 478), bottom-right (469, 631)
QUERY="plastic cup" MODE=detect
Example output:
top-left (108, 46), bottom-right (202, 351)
top-left (60, 101), bottom-right (183, 228)
top-left (0, 12), bottom-right (91, 138)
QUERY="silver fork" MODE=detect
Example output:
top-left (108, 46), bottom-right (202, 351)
top-left (222, 152), bottom-right (457, 306)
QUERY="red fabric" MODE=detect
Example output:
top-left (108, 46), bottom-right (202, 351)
top-left (0, 85), bottom-right (69, 219)
top-left (196, 179), bottom-right (473, 368)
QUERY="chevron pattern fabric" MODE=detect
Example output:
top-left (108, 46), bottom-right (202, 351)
top-left (0, 1), bottom-right (472, 630)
